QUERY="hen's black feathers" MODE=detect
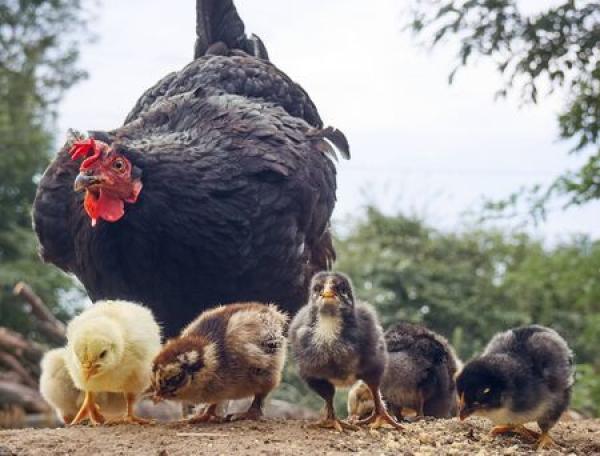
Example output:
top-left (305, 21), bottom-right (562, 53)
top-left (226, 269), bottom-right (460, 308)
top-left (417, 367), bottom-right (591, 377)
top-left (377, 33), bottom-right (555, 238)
top-left (33, 2), bottom-right (348, 337)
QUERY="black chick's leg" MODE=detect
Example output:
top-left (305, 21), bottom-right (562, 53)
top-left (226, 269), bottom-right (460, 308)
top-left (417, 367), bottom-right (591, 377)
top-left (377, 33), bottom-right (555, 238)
top-left (306, 378), bottom-right (358, 432)
top-left (356, 384), bottom-right (403, 430)
top-left (227, 394), bottom-right (265, 421)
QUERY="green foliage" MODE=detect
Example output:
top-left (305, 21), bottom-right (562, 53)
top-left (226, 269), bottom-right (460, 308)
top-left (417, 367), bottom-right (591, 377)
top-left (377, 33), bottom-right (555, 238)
top-left (409, 1), bottom-right (600, 218)
top-left (0, 0), bottom-right (90, 338)
top-left (331, 207), bottom-right (600, 416)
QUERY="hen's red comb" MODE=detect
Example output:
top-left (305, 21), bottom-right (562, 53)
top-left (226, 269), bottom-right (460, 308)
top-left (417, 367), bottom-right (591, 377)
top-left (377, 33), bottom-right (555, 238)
top-left (69, 138), bottom-right (105, 169)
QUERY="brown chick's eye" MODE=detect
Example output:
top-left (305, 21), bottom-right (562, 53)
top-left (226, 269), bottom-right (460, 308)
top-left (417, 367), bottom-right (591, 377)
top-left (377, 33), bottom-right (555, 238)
top-left (113, 159), bottom-right (126, 172)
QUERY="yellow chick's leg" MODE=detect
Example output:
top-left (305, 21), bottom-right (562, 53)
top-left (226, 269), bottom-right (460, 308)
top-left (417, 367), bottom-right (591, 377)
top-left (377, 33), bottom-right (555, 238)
top-left (355, 384), bottom-right (403, 430)
top-left (122, 392), bottom-right (152, 424)
top-left (70, 391), bottom-right (105, 425)
top-left (311, 399), bottom-right (359, 432)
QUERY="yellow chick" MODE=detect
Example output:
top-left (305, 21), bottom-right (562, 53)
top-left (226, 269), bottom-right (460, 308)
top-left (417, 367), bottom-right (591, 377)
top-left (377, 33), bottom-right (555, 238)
top-left (40, 348), bottom-right (126, 424)
top-left (65, 300), bottom-right (161, 425)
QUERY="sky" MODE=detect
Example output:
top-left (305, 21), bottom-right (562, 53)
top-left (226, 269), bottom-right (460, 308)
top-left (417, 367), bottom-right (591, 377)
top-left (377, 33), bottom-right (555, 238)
top-left (57, 0), bottom-right (600, 242)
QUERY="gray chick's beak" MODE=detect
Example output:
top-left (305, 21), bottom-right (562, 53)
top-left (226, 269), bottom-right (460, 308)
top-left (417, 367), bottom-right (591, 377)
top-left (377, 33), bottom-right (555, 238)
top-left (74, 173), bottom-right (102, 192)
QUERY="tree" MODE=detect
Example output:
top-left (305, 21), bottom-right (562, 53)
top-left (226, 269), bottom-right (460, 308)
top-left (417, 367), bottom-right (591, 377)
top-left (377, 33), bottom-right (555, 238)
top-left (408, 1), bottom-right (600, 220)
top-left (0, 0), bottom-right (91, 337)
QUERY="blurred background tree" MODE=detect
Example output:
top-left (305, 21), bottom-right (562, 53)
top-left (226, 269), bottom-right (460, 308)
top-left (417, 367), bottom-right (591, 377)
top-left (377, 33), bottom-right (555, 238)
top-left (408, 0), bottom-right (600, 221)
top-left (0, 0), bottom-right (90, 338)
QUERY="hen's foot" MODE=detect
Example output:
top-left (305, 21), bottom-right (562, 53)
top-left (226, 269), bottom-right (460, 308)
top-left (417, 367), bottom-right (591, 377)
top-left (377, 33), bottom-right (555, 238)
top-left (491, 424), bottom-right (539, 441)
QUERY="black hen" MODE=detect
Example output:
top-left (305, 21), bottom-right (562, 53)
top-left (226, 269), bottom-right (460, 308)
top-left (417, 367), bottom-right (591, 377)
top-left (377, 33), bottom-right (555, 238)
top-left (32, 0), bottom-right (349, 337)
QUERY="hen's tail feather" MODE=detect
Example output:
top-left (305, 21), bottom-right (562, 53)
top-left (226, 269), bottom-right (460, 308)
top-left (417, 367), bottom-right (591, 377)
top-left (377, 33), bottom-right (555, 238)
top-left (314, 126), bottom-right (351, 160)
top-left (194, 0), bottom-right (269, 60)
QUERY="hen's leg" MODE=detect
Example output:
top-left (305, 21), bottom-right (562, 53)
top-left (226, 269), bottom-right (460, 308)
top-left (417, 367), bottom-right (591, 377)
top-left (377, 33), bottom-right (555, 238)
top-left (70, 391), bottom-right (105, 425)
top-left (355, 384), bottom-right (403, 430)
top-left (306, 378), bottom-right (358, 432)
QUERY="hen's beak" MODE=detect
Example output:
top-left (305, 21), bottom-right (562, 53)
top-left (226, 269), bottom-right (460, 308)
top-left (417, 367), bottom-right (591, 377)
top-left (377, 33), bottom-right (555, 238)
top-left (74, 173), bottom-right (103, 192)
top-left (458, 393), bottom-right (472, 421)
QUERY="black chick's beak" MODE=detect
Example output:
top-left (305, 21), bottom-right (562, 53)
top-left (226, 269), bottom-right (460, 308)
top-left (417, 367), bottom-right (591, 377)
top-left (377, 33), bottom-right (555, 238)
top-left (458, 393), bottom-right (473, 421)
top-left (74, 173), bottom-right (102, 192)
top-left (319, 282), bottom-right (339, 314)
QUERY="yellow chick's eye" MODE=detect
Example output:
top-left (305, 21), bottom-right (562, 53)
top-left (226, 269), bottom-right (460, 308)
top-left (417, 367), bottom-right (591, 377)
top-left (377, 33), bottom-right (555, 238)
top-left (99, 349), bottom-right (108, 359)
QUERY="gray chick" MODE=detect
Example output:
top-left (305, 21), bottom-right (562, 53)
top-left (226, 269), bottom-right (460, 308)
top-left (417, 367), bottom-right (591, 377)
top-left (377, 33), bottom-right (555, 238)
top-left (457, 325), bottom-right (574, 450)
top-left (289, 271), bottom-right (402, 431)
top-left (381, 321), bottom-right (461, 420)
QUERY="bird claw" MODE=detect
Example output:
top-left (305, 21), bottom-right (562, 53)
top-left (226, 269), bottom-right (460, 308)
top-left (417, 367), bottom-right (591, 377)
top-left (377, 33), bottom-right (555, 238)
top-left (226, 408), bottom-right (263, 422)
top-left (70, 399), bottom-right (106, 426)
top-left (491, 424), bottom-right (539, 442)
top-left (355, 411), bottom-right (403, 430)
top-left (311, 418), bottom-right (359, 432)
top-left (536, 433), bottom-right (555, 450)
top-left (109, 415), bottom-right (154, 425)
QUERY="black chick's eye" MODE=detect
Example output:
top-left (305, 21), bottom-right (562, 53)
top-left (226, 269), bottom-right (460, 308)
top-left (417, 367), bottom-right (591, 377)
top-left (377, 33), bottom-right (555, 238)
top-left (313, 284), bottom-right (322, 294)
top-left (113, 158), bottom-right (125, 172)
top-left (99, 350), bottom-right (108, 359)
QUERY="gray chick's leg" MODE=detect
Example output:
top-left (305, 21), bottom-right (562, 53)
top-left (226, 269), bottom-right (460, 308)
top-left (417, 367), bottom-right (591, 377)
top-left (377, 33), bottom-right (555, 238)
top-left (356, 383), bottom-right (403, 430)
top-left (306, 378), bottom-right (357, 432)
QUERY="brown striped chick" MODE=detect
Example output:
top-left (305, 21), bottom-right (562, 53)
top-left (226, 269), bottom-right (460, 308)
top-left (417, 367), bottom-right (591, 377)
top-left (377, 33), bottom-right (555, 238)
top-left (40, 348), bottom-right (126, 424)
top-left (151, 302), bottom-right (288, 423)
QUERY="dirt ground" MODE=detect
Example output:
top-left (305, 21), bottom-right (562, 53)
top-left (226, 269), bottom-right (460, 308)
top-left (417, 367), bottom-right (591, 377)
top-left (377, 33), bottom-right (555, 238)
top-left (1, 417), bottom-right (599, 455)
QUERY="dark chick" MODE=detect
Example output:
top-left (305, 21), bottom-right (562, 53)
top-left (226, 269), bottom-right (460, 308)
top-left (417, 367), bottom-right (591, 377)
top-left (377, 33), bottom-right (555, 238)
top-left (382, 321), bottom-right (461, 420)
top-left (289, 272), bottom-right (402, 431)
top-left (457, 325), bottom-right (574, 450)
top-left (151, 302), bottom-right (288, 422)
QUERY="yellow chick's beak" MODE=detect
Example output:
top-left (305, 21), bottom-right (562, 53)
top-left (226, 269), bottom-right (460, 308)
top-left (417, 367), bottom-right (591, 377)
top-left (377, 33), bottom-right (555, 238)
top-left (83, 363), bottom-right (99, 381)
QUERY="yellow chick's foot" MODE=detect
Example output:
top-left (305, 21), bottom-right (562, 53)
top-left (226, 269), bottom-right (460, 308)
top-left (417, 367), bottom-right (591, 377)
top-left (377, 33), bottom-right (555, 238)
top-left (310, 418), bottom-right (359, 432)
top-left (356, 409), bottom-right (404, 430)
top-left (108, 392), bottom-right (154, 425)
top-left (536, 432), bottom-right (555, 450)
top-left (70, 391), bottom-right (106, 425)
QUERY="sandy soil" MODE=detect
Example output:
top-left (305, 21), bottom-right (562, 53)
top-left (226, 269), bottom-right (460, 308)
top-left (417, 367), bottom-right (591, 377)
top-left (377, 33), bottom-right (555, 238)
top-left (1, 417), bottom-right (599, 455)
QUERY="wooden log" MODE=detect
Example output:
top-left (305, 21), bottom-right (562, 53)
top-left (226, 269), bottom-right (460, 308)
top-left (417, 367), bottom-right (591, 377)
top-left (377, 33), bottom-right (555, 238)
top-left (0, 352), bottom-right (37, 388)
top-left (0, 380), bottom-right (49, 413)
top-left (13, 282), bottom-right (66, 345)
top-left (0, 327), bottom-right (45, 362)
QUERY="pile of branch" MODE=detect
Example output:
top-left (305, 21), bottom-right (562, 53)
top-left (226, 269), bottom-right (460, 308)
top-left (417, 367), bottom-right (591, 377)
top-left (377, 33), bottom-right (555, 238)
top-left (0, 282), bottom-right (66, 425)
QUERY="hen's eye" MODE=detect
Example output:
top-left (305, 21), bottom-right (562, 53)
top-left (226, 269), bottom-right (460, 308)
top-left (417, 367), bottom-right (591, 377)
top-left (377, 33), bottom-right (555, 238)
top-left (99, 350), bottom-right (108, 359)
top-left (113, 159), bottom-right (125, 172)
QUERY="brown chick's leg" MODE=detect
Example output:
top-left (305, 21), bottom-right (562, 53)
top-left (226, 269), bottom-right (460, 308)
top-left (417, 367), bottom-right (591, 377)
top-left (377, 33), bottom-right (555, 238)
top-left (356, 385), bottom-right (403, 430)
top-left (70, 391), bottom-right (105, 425)
top-left (186, 403), bottom-right (220, 424)
top-left (227, 394), bottom-right (265, 421)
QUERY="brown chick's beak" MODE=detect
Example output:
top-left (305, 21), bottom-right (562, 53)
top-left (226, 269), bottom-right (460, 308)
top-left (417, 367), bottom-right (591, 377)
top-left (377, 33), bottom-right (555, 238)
top-left (74, 173), bottom-right (103, 192)
top-left (152, 394), bottom-right (163, 404)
